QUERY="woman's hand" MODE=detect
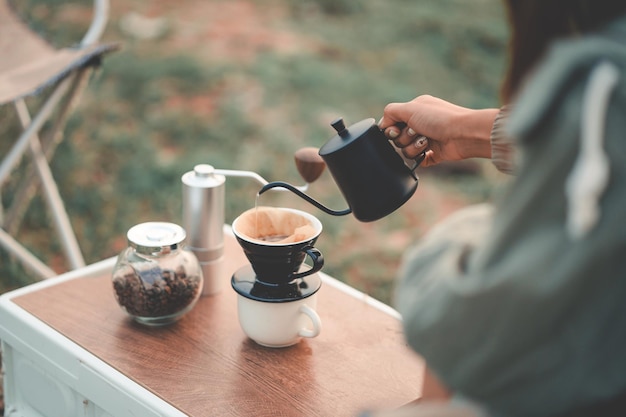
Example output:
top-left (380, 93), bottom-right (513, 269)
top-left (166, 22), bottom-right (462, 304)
top-left (378, 95), bottom-right (499, 167)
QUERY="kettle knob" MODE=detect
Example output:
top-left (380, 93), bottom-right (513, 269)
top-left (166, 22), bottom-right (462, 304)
top-left (294, 147), bottom-right (326, 183)
top-left (331, 118), bottom-right (349, 137)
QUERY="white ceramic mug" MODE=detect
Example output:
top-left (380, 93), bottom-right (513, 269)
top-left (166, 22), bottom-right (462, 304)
top-left (236, 293), bottom-right (321, 348)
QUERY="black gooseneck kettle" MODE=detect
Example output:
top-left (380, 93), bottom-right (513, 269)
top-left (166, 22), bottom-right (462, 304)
top-left (259, 117), bottom-right (425, 222)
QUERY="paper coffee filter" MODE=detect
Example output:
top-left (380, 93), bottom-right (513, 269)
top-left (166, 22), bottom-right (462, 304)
top-left (236, 207), bottom-right (316, 244)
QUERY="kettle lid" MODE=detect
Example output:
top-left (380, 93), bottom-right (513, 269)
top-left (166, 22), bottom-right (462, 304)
top-left (319, 118), bottom-right (377, 155)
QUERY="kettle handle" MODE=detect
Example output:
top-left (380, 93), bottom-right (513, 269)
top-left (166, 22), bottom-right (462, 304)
top-left (386, 122), bottom-right (427, 173)
top-left (410, 151), bottom-right (427, 173)
top-left (258, 182), bottom-right (353, 217)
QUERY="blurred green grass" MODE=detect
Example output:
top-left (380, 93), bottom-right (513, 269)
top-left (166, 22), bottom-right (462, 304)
top-left (0, 0), bottom-right (509, 304)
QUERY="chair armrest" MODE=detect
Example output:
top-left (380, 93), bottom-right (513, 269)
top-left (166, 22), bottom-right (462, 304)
top-left (80, 0), bottom-right (110, 46)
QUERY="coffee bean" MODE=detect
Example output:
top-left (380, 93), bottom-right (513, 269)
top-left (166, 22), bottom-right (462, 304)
top-left (113, 268), bottom-right (200, 318)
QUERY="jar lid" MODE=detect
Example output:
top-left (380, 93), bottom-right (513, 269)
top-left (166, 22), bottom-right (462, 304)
top-left (127, 222), bottom-right (186, 255)
top-left (231, 265), bottom-right (321, 303)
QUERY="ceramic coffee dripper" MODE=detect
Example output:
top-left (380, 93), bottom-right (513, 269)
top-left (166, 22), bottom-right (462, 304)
top-left (258, 117), bottom-right (426, 222)
top-left (231, 207), bottom-right (324, 284)
top-left (231, 206), bottom-right (324, 347)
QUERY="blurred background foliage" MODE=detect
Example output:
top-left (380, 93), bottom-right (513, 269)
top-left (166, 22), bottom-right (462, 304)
top-left (0, 0), bottom-right (511, 304)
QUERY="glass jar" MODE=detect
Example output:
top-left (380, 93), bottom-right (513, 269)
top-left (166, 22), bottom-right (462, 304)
top-left (112, 222), bottom-right (203, 326)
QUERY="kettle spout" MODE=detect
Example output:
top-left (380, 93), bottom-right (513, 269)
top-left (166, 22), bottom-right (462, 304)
top-left (259, 182), bottom-right (352, 217)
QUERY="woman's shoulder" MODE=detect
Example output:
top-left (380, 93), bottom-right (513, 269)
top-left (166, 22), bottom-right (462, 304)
top-left (507, 17), bottom-right (626, 140)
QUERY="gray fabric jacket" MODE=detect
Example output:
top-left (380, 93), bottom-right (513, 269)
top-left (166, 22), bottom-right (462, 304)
top-left (395, 15), bottom-right (626, 417)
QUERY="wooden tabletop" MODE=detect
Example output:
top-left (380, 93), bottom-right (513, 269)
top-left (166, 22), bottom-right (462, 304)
top-left (11, 233), bottom-right (435, 416)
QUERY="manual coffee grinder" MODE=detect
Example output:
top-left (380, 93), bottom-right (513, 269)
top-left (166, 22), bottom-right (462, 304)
top-left (181, 150), bottom-right (326, 296)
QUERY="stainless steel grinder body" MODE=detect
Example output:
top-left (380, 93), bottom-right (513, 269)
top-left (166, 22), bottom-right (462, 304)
top-left (182, 164), bottom-right (226, 295)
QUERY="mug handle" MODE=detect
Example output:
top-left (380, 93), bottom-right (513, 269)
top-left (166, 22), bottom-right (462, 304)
top-left (298, 304), bottom-right (321, 338)
top-left (291, 246), bottom-right (324, 280)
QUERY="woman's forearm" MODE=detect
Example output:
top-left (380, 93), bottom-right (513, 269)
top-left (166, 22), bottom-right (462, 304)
top-left (453, 108), bottom-right (500, 160)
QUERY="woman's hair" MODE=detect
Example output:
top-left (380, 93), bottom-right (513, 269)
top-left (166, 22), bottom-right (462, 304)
top-left (501, 0), bottom-right (626, 102)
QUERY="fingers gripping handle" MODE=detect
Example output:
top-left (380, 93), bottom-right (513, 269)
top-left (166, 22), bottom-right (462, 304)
top-left (385, 122), bottom-right (427, 173)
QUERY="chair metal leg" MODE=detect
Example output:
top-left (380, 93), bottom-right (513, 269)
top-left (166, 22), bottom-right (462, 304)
top-left (14, 99), bottom-right (86, 270)
top-left (0, 227), bottom-right (56, 279)
top-left (3, 69), bottom-right (90, 235)
top-left (0, 183), bottom-right (4, 225)
top-left (0, 77), bottom-right (72, 186)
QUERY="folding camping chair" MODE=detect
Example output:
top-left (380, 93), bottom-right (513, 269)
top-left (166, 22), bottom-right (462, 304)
top-left (0, 0), bottom-right (118, 279)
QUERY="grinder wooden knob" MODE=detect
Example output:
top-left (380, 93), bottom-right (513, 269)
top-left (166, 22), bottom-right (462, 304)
top-left (294, 147), bottom-right (326, 184)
